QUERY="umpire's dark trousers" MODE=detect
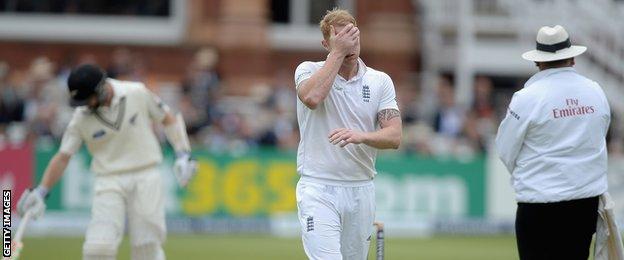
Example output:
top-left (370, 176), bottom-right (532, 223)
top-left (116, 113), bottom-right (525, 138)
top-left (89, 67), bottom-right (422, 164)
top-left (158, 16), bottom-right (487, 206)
top-left (515, 196), bottom-right (599, 260)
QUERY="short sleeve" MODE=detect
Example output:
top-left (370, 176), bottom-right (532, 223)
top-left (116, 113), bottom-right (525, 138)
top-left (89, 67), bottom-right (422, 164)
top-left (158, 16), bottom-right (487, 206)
top-left (294, 62), bottom-right (314, 89)
top-left (59, 113), bottom-right (83, 155)
top-left (140, 85), bottom-right (170, 122)
top-left (378, 73), bottom-right (399, 112)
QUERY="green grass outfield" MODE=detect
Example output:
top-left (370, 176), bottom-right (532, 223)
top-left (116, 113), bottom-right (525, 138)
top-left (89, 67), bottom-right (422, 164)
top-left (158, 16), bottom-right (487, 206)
top-left (19, 234), bottom-right (518, 260)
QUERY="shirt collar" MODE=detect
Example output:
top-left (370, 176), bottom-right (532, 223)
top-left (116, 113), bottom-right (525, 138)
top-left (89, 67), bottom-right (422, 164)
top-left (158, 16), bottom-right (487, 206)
top-left (98, 79), bottom-right (124, 111)
top-left (354, 58), bottom-right (367, 80)
top-left (337, 58), bottom-right (368, 82)
top-left (524, 67), bottom-right (576, 88)
top-left (108, 79), bottom-right (124, 107)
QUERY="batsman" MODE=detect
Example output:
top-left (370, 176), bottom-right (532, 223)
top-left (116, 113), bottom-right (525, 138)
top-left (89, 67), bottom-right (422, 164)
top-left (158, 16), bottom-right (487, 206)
top-left (16, 64), bottom-right (198, 260)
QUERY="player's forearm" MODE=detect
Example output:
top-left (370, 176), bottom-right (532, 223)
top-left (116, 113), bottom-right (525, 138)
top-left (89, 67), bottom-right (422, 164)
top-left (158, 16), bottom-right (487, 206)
top-left (163, 112), bottom-right (191, 155)
top-left (40, 152), bottom-right (71, 190)
top-left (162, 112), bottom-right (176, 126)
top-left (363, 125), bottom-right (402, 149)
top-left (495, 134), bottom-right (521, 174)
top-left (297, 52), bottom-right (345, 109)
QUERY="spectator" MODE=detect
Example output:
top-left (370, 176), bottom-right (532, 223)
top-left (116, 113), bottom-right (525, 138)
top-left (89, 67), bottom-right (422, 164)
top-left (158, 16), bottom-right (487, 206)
top-left (181, 47), bottom-right (221, 127)
top-left (464, 76), bottom-right (496, 152)
top-left (22, 57), bottom-right (71, 139)
top-left (178, 94), bottom-right (207, 137)
top-left (399, 87), bottom-right (421, 125)
top-left (57, 53), bottom-right (98, 93)
top-left (398, 86), bottom-right (437, 155)
top-left (107, 48), bottom-right (133, 79)
top-left (0, 62), bottom-right (25, 126)
top-left (257, 70), bottom-right (298, 150)
top-left (433, 76), bottom-right (465, 137)
top-left (265, 69), bottom-right (296, 114)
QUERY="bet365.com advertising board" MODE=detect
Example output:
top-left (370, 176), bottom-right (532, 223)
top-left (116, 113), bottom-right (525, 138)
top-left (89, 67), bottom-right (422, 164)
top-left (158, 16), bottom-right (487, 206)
top-left (3, 141), bottom-right (487, 235)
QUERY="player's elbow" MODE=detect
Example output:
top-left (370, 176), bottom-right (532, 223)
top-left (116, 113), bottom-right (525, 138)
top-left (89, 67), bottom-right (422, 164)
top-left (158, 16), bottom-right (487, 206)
top-left (55, 152), bottom-right (72, 163)
top-left (303, 98), bottom-right (320, 109)
top-left (387, 126), bottom-right (402, 149)
top-left (162, 112), bottom-right (176, 126)
top-left (299, 94), bottom-right (321, 109)
top-left (51, 152), bottom-right (72, 169)
top-left (389, 136), bottom-right (401, 149)
top-left (377, 135), bottom-right (401, 150)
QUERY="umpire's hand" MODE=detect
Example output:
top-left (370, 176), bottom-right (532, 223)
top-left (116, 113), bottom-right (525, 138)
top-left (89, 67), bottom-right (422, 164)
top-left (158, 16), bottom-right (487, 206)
top-left (173, 153), bottom-right (198, 187)
top-left (17, 187), bottom-right (47, 220)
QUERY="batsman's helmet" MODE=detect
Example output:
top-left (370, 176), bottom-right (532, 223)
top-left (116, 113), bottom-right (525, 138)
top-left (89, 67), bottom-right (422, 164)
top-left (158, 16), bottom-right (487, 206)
top-left (67, 64), bottom-right (107, 107)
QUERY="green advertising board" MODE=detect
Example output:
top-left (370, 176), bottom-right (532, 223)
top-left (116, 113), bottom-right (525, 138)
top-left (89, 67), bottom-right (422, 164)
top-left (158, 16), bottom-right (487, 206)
top-left (375, 155), bottom-right (485, 218)
top-left (34, 142), bottom-right (486, 218)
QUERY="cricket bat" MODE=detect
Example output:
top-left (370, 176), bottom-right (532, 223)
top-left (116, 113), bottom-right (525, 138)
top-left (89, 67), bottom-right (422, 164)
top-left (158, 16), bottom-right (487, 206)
top-left (6, 210), bottom-right (32, 260)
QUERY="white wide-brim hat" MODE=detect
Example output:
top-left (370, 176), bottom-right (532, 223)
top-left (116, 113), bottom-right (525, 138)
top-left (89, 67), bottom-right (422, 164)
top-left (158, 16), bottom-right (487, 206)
top-left (522, 25), bottom-right (587, 62)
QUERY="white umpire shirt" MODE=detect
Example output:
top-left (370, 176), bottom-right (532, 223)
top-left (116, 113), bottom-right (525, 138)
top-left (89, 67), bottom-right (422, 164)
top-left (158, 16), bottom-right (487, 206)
top-left (294, 58), bottom-right (399, 182)
top-left (495, 67), bottom-right (610, 203)
top-left (59, 79), bottom-right (168, 175)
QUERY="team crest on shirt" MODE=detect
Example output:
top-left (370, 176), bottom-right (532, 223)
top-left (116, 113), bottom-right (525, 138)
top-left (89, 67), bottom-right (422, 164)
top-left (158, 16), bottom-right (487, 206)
top-left (306, 216), bottom-right (314, 232)
top-left (362, 85), bottom-right (370, 102)
top-left (129, 113), bottom-right (138, 125)
top-left (92, 129), bottom-right (106, 139)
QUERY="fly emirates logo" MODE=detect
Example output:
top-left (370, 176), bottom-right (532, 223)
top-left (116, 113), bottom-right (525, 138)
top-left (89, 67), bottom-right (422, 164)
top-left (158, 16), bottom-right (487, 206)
top-left (552, 98), bottom-right (595, 119)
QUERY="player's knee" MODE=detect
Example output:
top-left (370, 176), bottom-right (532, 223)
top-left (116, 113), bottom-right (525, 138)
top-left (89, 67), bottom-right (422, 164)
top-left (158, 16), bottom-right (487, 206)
top-left (131, 242), bottom-right (165, 260)
top-left (302, 233), bottom-right (342, 260)
top-left (82, 241), bottom-right (117, 260)
top-left (129, 227), bottom-right (166, 247)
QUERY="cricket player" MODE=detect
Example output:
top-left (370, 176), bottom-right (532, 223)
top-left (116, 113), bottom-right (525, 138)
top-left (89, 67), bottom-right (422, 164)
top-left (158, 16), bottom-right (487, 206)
top-left (294, 9), bottom-right (402, 260)
top-left (16, 64), bottom-right (197, 260)
top-left (496, 25), bottom-right (610, 259)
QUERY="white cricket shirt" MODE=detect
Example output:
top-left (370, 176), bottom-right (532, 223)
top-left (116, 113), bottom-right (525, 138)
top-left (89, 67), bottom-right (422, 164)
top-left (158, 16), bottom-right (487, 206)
top-left (495, 67), bottom-right (610, 203)
top-left (294, 58), bottom-right (399, 182)
top-left (59, 79), bottom-right (168, 175)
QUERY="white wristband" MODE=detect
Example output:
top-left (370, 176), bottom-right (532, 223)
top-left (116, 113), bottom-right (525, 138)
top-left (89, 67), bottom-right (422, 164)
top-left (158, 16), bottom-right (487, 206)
top-left (34, 186), bottom-right (48, 198)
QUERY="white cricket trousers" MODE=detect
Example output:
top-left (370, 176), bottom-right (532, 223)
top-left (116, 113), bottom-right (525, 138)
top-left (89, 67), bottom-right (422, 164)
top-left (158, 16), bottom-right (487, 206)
top-left (296, 177), bottom-right (375, 260)
top-left (83, 166), bottom-right (166, 260)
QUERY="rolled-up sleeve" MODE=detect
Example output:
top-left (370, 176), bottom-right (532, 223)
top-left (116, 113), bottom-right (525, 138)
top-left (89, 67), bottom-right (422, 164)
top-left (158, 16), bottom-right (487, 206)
top-left (495, 91), bottom-right (535, 173)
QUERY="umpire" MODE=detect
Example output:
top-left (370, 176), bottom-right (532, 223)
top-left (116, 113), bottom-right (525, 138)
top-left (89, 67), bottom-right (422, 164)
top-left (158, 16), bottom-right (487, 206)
top-left (496, 25), bottom-right (611, 259)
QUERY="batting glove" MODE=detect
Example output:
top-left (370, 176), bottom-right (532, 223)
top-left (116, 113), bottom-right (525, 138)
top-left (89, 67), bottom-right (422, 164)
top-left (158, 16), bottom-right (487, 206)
top-left (17, 186), bottom-right (47, 220)
top-left (173, 153), bottom-right (198, 187)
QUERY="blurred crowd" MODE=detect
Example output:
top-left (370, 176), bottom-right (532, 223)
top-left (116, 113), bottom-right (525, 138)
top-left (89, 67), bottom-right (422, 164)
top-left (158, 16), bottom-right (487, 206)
top-left (1, 48), bottom-right (623, 158)
top-left (400, 75), bottom-right (504, 158)
top-left (399, 74), bottom-right (624, 158)
top-left (0, 47), bottom-right (299, 155)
